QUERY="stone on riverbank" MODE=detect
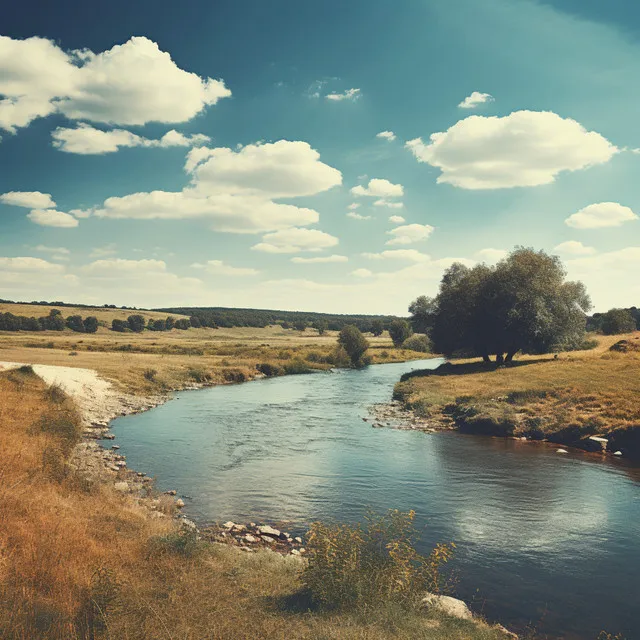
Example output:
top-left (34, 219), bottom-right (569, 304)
top-left (422, 593), bottom-right (473, 620)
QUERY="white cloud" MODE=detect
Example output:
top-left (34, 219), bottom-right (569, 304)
top-left (376, 131), bottom-right (396, 141)
top-left (475, 248), bottom-right (508, 263)
top-left (362, 249), bottom-right (431, 263)
top-left (325, 88), bottom-right (361, 102)
top-left (458, 91), bottom-right (494, 109)
top-left (406, 111), bottom-right (618, 189)
top-left (388, 215), bottom-right (405, 224)
top-left (373, 199), bottom-right (404, 209)
top-left (351, 268), bottom-right (373, 278)
top-left (82, 258), bottom-right (167, 275)
top-left (0, 191), bottom-right (56, 209)
top-left (347, 203), bottom-right (361, 210)
top-left (565, 202), bottom-right (638, 229)
top-left (27, 209), bottom-right (79, 228)
top-left (191, 260), bottom-right (259, 276)
top-left (90, 244), bottom-right (118, 258)
top-left (0, 256), bottom-right (65, 273)
top-left (251, 228), bottom-right (339, 253)
top-left (91, 140), bottom-right (341, 233)
top-left (553, 240), bottom-right (596, 255)
top-left (347, 212), bottom-right (372, 220)
top-left (386, 223), bottom-right (434, 245)
top-left (69, 208), bottom-right (93, 219)
top-left (33, 245), bottom-right (70, 261)
top-left (0, 35), bottom-right (230, 133)
top-left (291, 255), bottom-right (348, 264)
top-left (351, 178), bottom-right (404, 198)
top-left (52, 124), bottom-right (210, 154)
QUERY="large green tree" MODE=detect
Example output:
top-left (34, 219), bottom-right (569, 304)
top-left (600, 308), bottom-right (637, 335)
top-left (428, 248), bottom-right (591, 363)
top-left (388, 319), bottom-right (412, 348)
top-left (338, 325), bottom-right (370, 367)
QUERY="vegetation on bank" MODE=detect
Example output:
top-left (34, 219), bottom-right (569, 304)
top-left (0, 368), bottom-right (515, 640)
top-left (394, 333), bottom-right (640, 457)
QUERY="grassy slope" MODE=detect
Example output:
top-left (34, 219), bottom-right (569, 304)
top-left (0, 304), bottom-right (423, 394)
top-left (394, 333), bottom-right (640, 455)
top-left (0, 368), bottom-right (514, 640)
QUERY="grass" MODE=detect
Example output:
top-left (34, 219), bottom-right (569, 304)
top-left (0, 368), bottom-right (516, 640)
top-left (0, 304), bottom-right (428, 395)
top-left (394, 332), bottom-right (640, 452)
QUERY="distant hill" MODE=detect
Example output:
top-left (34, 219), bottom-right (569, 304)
top-left (155, 306), bottom-right (402, 331)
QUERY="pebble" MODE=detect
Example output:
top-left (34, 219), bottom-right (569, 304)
top-left (175, 498), bottom-right (185, 508)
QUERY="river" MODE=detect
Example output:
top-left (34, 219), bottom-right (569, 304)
top-left (110, 358), bottom-right (640, 639)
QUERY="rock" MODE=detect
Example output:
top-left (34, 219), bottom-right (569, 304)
top-left (175, 499), bottom-right (185, 508)
top-left (614, 450), bottom-right (623, 456)
top-left (422, 594), bottom-right (473, 620)
top-left (103, 433), bottom-right (115, 440)
top-left (115, 461), bottom-right (127, 468)
top-left (556, 449), bottom-right (568, 454)
top-left (294, 537), bottom-right (303, 544)
top-left (290, 549), bottom-right (301, 556)
top-left (244, 534), bottom-right (258, 543)
top-left (495, 624), bottom-right (519, 639)
top-left (299, 548), bottom-right (306, 554)
top-left (111, 445), bottom-right (120, 450)
top-left (257, 525), bottom-right (281, 539)
top-left (231, 524), bottom-right (247, 533)
top-left (181, 518), bottom-right (197, 531)
top-left (223, 521), bottom-right (236, 529)
top-left (164, 489), bottom-right (177, 496)
top-left (114, 482), bottom-right (129, 493)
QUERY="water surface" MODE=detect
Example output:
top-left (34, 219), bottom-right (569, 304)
top-left (111, 359), bottom-right (640, 639)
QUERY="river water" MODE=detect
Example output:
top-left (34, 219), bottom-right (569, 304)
top-left (111, 359), bottom-right (640, 639)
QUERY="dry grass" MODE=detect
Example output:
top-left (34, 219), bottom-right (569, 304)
top-left (395, 332), bottom-right (640, 444)
top-left (0, 369), bottom-right (513, 640)
top-left (0, 304), bottom-right (425, 394)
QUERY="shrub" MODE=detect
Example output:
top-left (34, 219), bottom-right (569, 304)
top-left (66, 315), bottom-right (85, 333)
top-left (187, 368), bottom-right (212, 384)
top-left (402, 334), bottom-right (432, 353)
top-left (338, 325), bottom-right (370, 367)
top-left (283, 358), bottom-right (313, 375)
top-left (83, 316), bottom-right (99, 333)
top-left (222, 368), bottom-right (247, 383)
top-left (111, 319), bottom-right (128, 332)
top-left (127, 314), bottom-right (146, 333)
top-left (257, 363), bottom-right (284, 377)
top-left (601, 308), bottom-right (637, 335)
top-left (388, 319), bottom-right (412, 348)
top-left (302, 510), bottom-right (454, 612)
top-left (143, 368), bottom-right (157, 382)
top-left (148, 527), bottom-right (199, 558)
top-left (34, 407), bottom-right (82, 452)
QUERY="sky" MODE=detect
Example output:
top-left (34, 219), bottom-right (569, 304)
top-left (1, 0), bottom-right (639, 314)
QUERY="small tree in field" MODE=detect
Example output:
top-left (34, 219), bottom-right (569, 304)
top-left (338, 325), bottom-right (369, 367)
top-left (83, 316), bottom-right (98, 333)
top-left (66, 315), bottom-right (85, 333)
top-left (370, 319), bottom-right (384, 337)
top-left (388, 319), bottom-right (412, 347)
top-left (313, 319), bottom-right (328, 335)
top-left (127, 314), bottom-right (146, 333)
top-left (600, 308), bottom-right (636, 335)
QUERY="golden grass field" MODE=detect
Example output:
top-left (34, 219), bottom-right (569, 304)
top-left (0, 367), bottom-right (515, 640)
top-left (394, 332), bottom-right (640, 449)
top-left (0, 303), bottom-right (420, 395)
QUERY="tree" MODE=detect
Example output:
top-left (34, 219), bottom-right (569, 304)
top-left (111, 319), bottom-right (128, 332)
top-left (66, 315), bottom-right (85, 332)
top-left (601, 308), bottom-right (637, 335)
top-left (189, 315), bottom-right (202, 328)
top-left (174, 318), bottom-right (191, 330)
top-left (165, 316), bottom-right (175, 330)
top-left (370, 319), bottom-right (384, 337)
top-left (408, 296), bottom-right (437, 334)
top-left (312, 319), bottom-right (328, 335)
top-left (127, 314), bottom-right (146, 333)
top-left (338, 325), bottom-right (370, 367)
top-left (294, 320), bottom-right (307, 332)
top-left (388, 319), bottom-right (412, 347)
top-left (83, 316), bottom-right (98, 333)
top-left (429, 248), bottom-right (591, 363)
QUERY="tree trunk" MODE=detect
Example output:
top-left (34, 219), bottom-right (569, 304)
top-left (482, 353), bottom-right (491, 364)
top-left (495, 353), bottom-right (505, 365)
top-left (505, 350), bottom-right (517, 363)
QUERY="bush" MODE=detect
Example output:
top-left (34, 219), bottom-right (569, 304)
top-left (302, 510), bottom-right (454, 612)
top-left (338, 325), bottom-right (370, 367)
top-left (66, 315), bottom-right (85, 333)
top-left (402, 334), bottom-right (432, 353)
top-left (143, 368), bottom-right (157, 382)
top-left (34, 407), bottom-right (82, 452)
top-left (257, 363), bottom-right (284, 377)
top-left (83, 316), bottom-right (98, 333)
top-left (601, 308), bottom-right (637, 335)
top-left (283, 358), bottom-right (313, 375)
top-left (127, 314), bottom-right (146, 333)
top-left (148, 527), bottom-right (199, 558)
top-left (187, 368), bottom-right (212, 384)
top-left (388, 319), bottom-right (412, 348)
top-left (111, 319), bottom-right (128, 332)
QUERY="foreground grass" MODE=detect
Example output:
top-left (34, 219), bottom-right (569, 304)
top-left (394, 333), bottom-right (640, 455)
top-left (0, 368), bottom-right (514, 639)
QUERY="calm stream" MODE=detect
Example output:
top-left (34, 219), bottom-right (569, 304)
top-left (111, 359), bottom-right (640, 639)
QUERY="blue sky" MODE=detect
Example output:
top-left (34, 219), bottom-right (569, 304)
top-left (1, 0), bottom-right (639, 313)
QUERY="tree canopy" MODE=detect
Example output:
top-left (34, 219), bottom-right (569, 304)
top-left (600, 308), bottom-right (637, 335)
top-left (338, 325), bottom-right (370, 367)
top-left (415, 248), bottom-right (591, 363)
top-left (388, 319), bottom-right (412, 348)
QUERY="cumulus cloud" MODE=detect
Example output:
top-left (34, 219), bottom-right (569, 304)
top-left (373, 199), bottom-right (404, 209)
top-left (0, 256), bottom-right (65, 273)
top-left (251, 228), bottom-right (339, 253)
top-left (90, 244), bottom-right (118, 258)
top-left (91, 140), bottom-right (341, 233)
top-left (553, 240), bottom-right (596, 255)
top-left (362, 249), bottom-right (430, 263)
top-left (347, 203), bottom-right (361, 210)
top-left (386, 223), bottom-right (434, 245)
top-left (0, 35), bottom-right (230, 133)
top-left (351, 268), bottom-right (373, 278)
top-left (388, 215), bottom-right (405, 224)
top-left (33, 245), bottom-right (70, 261)
top-left (52, 124), bottom-right (210, 154)
top-left (191, 260), bottom-right (259, 276)
top-left (406, 111), bottom-right (618, 189)
top-left (0, 191), bottom-right (56, 209)
top-left (326, 88), bottom-right (361, 102)
top-left (475, 248), bottom-right (508, 263)
top-left (376, 131), bottom-right (396, 141)
top-left (351, 178), bottom-right (404, 198)
top-left (27, 209), bottom-right (79, 228)
top-left (565, 202), bottom-right (638, 229)
top-left (291, 255), bottom-right (348, 264)
top-left (347, 212), bottom-right (372, 220)
top-left (458, 91), bottom-right (494, 109)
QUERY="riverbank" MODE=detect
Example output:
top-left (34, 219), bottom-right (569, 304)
top-left (0, 359), bottom-right (519, 640)
top-left (391, 332), bottom-right (640, 459)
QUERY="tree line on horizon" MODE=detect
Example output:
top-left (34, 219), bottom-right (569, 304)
top-left (0, 308), bottom-right (99, 333)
